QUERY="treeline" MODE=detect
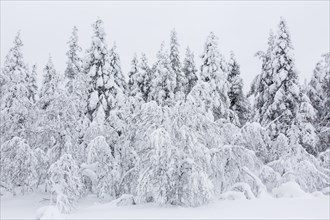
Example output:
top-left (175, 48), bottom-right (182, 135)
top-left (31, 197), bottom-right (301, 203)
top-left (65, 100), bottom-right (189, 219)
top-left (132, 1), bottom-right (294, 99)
top-left (0, 17), bottom-right (329, 213)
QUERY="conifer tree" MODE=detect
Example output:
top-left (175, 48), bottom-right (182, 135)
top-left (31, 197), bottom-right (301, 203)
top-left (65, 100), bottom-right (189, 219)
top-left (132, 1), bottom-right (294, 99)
top-left (47, 154), bottom-right (83, 213)
top-left (109, 43), bottom-right (128, 93)
top-left (0, 32), bottom-right (32, 142)
top-left (200, 32), bottom-right (232, 121)
top-left (307, 53), bottom-right (330, 152)
top-left (227, 51), bottom-right (250, 126)
top-left (149, 43), bottom-right (176, 106)
top-left (128, 53), bottom-right (139, 96)
top-left (250, 18), bottom-right (317, 154)
top-left (64, 26), bottom-right (82, 94)
top-left (84, 19), bottom-right (125, 120)
top-left (182, 47), bottom-right (198, 95)
top-left (39, 56), bottom-right (60, 110)
top-left (169, 29), bottom-right (186, 95)
top-left (249, 30), bottom-right (276, 121)
top-left (0, 136), bottom-right (38, 195)
top-left (139, 53), bottom-right (152, 102)
top-left (27, 64), bottom-right (38, 103)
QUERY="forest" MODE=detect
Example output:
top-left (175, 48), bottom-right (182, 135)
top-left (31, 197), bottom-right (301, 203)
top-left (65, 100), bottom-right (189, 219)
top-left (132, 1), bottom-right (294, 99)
top-left (0, 17), bottom-right (329, 214)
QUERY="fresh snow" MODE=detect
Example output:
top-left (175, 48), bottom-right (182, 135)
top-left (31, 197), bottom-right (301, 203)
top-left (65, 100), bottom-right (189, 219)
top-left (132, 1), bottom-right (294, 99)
top-left (1, 193), bottom-right (329, 219)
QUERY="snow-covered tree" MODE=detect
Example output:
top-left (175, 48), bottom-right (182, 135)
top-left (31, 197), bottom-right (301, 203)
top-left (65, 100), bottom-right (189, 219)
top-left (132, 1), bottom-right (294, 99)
top-left (199, 32), bottom-right (234, 122)
top-left (149, 43), bottom-right (176, 106)
top-left (85, 136), bottom-right (119, 200)
top-left (307, 53), bottom-right (330, 153)
top-left (64, 26), bottom-right (82, 94)
top-left (39, 56), bottom-right (60, 110)
top-left (268, 142), bottom-right (329, 193)
top-left (128, 53), bottom-right (140, 96)
top-left (109, 43), bottom-right (128, 93)
top-left (139, 53), bottom-right (152, 102)
top-left (47, 154), bottom-right (83, 213)
top-left (169, 29), bottom-right (186, 96)
top-left (319, 68), bottom-right (330, 151)
top-left (248, 30), bottom-right (276, 120)
top-left (0, 32), bottom-right (33, 143)
top-left (227, 51), bottom-right (250, 126)
top-left (84, 19), bottom-right (126, 120)
top-left (130, 100), bottom-right (217, 206)
top-left (240, 122), bottom-right (272, 163)
top-left (136, 127), bottom-right (180, 205)
top-left (0, 136), bottom-right (38, 195)
top-left (209, 144), bottom-right (266, 197)
top-left (182, 47), bottom-right (198, 95)
top-left (37, 56), bottom-right (84, 164)
top-left (63, 26), bottom-right (91, 151)
top-left (83, 18), bottom-right (111, 120)
top-left (27, 64), bottom-right (38, 103)
top-left (34, 147), bottom-right (49, 189)
top-left (250, 18), bottom-right (316, 150)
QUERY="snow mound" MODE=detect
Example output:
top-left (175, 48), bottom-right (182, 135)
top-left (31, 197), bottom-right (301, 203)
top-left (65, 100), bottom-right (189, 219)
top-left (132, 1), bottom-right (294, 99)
top-left (109, 194), bottom-right (136, 206)
top-left (312, 191), bottom-right (326, 197)
top-left (321, 186), bottom-right (330, 195)
top-left (230, 182), bottom-right (255, 200)
top-left (35, 205), bottom-right (61, 220)
top-left (272, 181), bottom-right (309, 198)
top-left (219, 191), bottom-right (247, 200)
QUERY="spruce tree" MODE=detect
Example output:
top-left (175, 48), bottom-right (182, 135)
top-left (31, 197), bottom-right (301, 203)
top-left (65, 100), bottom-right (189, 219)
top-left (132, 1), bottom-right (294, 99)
top-left (182, 47), bottom-right (198, 95)
top-left (307, 53), bottom-right (329, 123)
top-left (200, 32), bottom-right (232, 121)
top-left (84, 19), bottom-right (125, 120)
top-left (250, 18), bottom-right (317, 154)
top-left (109, 43), bottom-right (128, 93)
top-left (0, 32), bottom-right (32, 142)
top-left (251, 19), bottom-right (298, 134)
top-left (169, 29), bottom-right (186, 96)
top-left (249, 30), bottom-right (276, 121)
top-left (39, 56), bottom-right (60, 110)
top-left (64, 26), bottom-right (82, 94)
top-left (227, 51), bottom-right (250, 126)
top-left (149, 42), bottom-right (176, 106)
top-left (139, 53), bottom-right (152, 102)
top-left (307, 53), bottom-right (330, 152)
top-left (128, 53), bottom-right (139, 96)
top-left (27, 64), bottom-right (38, 103)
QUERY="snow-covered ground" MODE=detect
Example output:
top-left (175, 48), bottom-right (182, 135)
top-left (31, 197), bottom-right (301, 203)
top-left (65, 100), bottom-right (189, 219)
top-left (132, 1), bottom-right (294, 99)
top-left (1, 192), bottom-right (329, 219)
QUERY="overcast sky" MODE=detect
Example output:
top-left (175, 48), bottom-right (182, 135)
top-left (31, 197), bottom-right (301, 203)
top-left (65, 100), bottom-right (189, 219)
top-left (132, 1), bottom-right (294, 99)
top-left (1, 1), bottom-right (329, 92)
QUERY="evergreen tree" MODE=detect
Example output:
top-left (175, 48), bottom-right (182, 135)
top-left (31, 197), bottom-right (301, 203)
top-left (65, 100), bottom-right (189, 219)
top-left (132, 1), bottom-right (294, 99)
top-left (86, 136), bottom-right (119, 200)
top-left (0, 136), bottom-right (38, 195)
top-left (139, 53), bottom-right (152, 102)
top-left (169, 29), bottom-right (186, 96)
top-left (109, 43), bottom-right (128, 93)
top-left (0, 32), bottom-right (32, 142)
top-left (250, 18), bottom-right (317, 154)
top-left (251, 19), bottom-right (298, 134)
top-left (37, 56), bottom-right (83, 164)
top-left (227, 51), bottom-right (250, 126)
top-left (200, 32), bottom-right (232, 121)
top-left (39, 56), bottom-right (60, 110)
top-left (64, 26), bottom-right (82, 94)
top-left (84, 19), bottom-right (125, 120)
top-left (26, 64), bottom-right (38, 103)
top-left (64, 27), bottom-right (89, 148)
top-left (47, 154), bottom-right (83, 213)
top-left (182, 47), bottom-right (198, 95)
top-left (307, 53), bottom-right (330, 152)
top-left (249, 30), bottom-right (276, 121)
top-left (128, 53), bottom-right (139, 96)
top-left (149, 42), bottom-right (176, 106)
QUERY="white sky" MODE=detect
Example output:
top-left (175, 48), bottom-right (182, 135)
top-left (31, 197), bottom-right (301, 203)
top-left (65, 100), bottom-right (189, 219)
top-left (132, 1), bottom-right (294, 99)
top-left (1, 1), bottom-right (329, 92)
